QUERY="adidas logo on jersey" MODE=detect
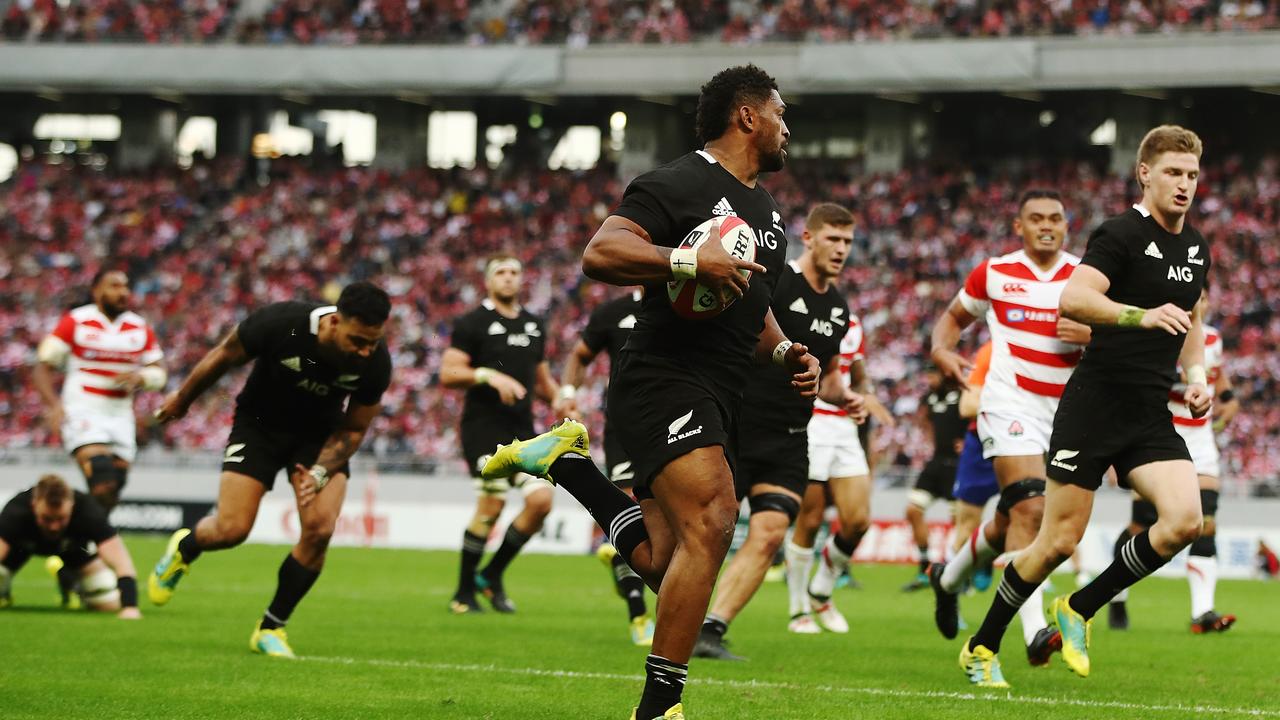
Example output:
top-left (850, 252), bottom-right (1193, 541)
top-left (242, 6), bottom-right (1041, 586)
top-left (711, 197), bottom-right (737, 217)
top-left (1145, 242), bottom-right (1164, 259)
top-left (618, 314), bottom-right (637, 330)
top-left (280, 357), bottom-right (302, 372)
top-left (789, 297), bottom-right (809, 314)
top-left (224, 443), bottom-right (246, 464)
top-left (487, 322), bottom-right (506, 335)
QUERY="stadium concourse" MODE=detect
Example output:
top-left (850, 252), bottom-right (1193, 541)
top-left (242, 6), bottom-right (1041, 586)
top-left (0, 155), bottom-right (1277, 495)
top-left (1, 0), bottom-right (1277, 44)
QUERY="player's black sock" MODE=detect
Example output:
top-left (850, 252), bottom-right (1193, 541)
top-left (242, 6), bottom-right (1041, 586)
top-left (701, 614), bottom-right (729, 640)
top-left (1112, 527), bottom-right (1132, 563)
top-left (612, 554), bottom-right (648, 619)
top-left (479, 526), bottom-right (531, 584)
top-left (636, 654), bottom-right (687, 719)
top-left (260, 553), bottom-right (320, 630)
top-left (917, 544), bottom-right (930, 574)
top-left (177, 530), bottom-right (203, 564)
top-left (457, 530), bottom-right (486, 595)
top-left (970, 562), bottom-right (1038, 653)
top-left (1071, 529), bottom-right (1166, 619)
top-left (549, 455), bottom-right (649, 563)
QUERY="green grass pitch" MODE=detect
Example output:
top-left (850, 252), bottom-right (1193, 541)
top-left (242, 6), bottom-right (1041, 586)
top-left (3, 536), bottom-right (1277, 719)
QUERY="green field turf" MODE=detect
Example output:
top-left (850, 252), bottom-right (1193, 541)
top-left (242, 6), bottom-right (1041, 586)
top-left (3, 536), bottom-right (1277, 719)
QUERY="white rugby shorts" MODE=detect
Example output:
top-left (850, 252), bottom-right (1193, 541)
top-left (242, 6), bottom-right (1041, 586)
top-left (1174, 422), bottom-right (1220, 478)
top-left (976, 409), bottom-right (1052, 460)
top-left (62, 411), bottom-right (137, 463)
top-left (807, 413), bottom-right (869, 481)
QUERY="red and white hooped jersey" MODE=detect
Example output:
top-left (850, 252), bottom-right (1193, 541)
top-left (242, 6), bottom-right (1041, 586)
top-left (1169, 326), bottom-right (1223, 428)
top-left (813, 314), bottom-right (866, 417)
top-left (957, 249), bottom-right (1081, 418)
top-left (44, 304), bottom-right (163, 415)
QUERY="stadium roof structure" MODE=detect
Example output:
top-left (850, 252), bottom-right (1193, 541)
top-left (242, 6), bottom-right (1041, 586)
top-left (2, 33), bottom-right (1278, 96)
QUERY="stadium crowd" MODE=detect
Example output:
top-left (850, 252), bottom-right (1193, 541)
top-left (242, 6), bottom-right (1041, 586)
top-left (2, 0), bottom-right (1277, 44)
top-left (0, 154), bottom-right (1276, 495)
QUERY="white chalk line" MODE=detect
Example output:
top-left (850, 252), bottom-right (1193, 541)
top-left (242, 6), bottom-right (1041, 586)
top-left (303, 654), bottom-right (1279, 717)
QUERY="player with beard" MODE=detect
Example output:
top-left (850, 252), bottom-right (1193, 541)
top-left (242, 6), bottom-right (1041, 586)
top-left (957, 126), bottom-right (1212, 687)
top-left (560, 288), bottom-right (655, 645)
top-left (148, 282), bottom-right (393, 659)
top-left (928, 189), bottom-right (1088, 668)
top-left (440, 255), bottom-right (568, 615)
top-left (694, 203), bottom-right (866, 658)
top-left (0, 474), bottom-right (141, 618)
top-left (33, 269), bottom-right (165, 605)
top-left (479, 65), bottom-right (822, 719)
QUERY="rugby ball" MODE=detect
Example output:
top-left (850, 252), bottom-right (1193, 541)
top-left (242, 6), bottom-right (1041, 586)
top-left (667, 216), bottom-right (757, 320)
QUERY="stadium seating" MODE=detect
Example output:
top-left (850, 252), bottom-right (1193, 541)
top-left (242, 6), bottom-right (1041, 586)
top-left (0, 155), bottom-right (1275, 493)
top-left (2, 0), bottom-right (1276, 44)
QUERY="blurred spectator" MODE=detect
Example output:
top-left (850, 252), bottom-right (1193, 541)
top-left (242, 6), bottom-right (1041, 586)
top-left (2, 0), bottom-right (1276, 44)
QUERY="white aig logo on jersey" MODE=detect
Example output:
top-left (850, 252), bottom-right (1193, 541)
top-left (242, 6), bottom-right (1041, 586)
top-left (297, 378), bottom-right (330, 396)
top-left (809, 317), bottom-right (835, 337)
top-left (1168, 265), bottom-right (1194, 283)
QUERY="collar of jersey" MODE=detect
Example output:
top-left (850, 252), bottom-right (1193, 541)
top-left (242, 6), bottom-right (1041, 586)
top-left (482, 298), bottom-right (523, 315)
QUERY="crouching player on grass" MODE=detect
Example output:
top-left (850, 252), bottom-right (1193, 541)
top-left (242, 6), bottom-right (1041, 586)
top-left (0, 474), bottom-right (142, 618)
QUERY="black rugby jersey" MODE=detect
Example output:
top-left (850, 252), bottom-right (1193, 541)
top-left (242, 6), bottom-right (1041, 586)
top-left (235, 302), bottom-right (393, 432)
top-left (1076, 206), bottom-right (1211, 389)
top-left (450, 299), bottom-right (547, 424)
top-left (580, 290), bottom-right (642, 386)
top-left (613, 150), bottom-right (789, 394)
top-left (924, 387), bottom-right (965, 459)
top-left (740, 262), bottom-right (849, 430)
top-left (0, 489), bottom-right (116, 557)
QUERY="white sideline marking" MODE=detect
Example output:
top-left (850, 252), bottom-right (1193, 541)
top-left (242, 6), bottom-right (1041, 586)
top-left (303, 655), bottom-right (1280, 717)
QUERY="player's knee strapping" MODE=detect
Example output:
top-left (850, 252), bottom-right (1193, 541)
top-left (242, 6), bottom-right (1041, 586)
top-left (80, 566), bottom-right (120, 609)
top-left (749, 492), bottom-right (800, 523)
top-left (87, 455), bottom-right (124, 493)
top-left (995, 477), bottom-right (1045, 516)
top-left (1199, 488), bottom-right (1218, 524)
top-left (907, 488), bottom-right (934, 511)
top-left (1191, 489), bottom-right (1218, 556)
top-left (1131, 498), bottom-right (1159, 528)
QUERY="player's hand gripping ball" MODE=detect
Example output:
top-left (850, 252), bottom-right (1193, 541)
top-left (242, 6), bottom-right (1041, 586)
top-left (667, 216), bottom-right (757, 320)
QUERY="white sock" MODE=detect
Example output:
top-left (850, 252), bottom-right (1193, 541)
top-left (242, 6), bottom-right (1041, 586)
top-left (1019, 582), bottom-right (1048, 645)
top-left (941, 522), bottom-right (997, 593)
top-left (785, 541), bottom-right (814, 617)
top-left (1187, 554), bottom-right (1218, 619)
top-left (1112, 587), bottom-right (1129, 603)
top-left (809, 535), bottom-right (851, 601)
